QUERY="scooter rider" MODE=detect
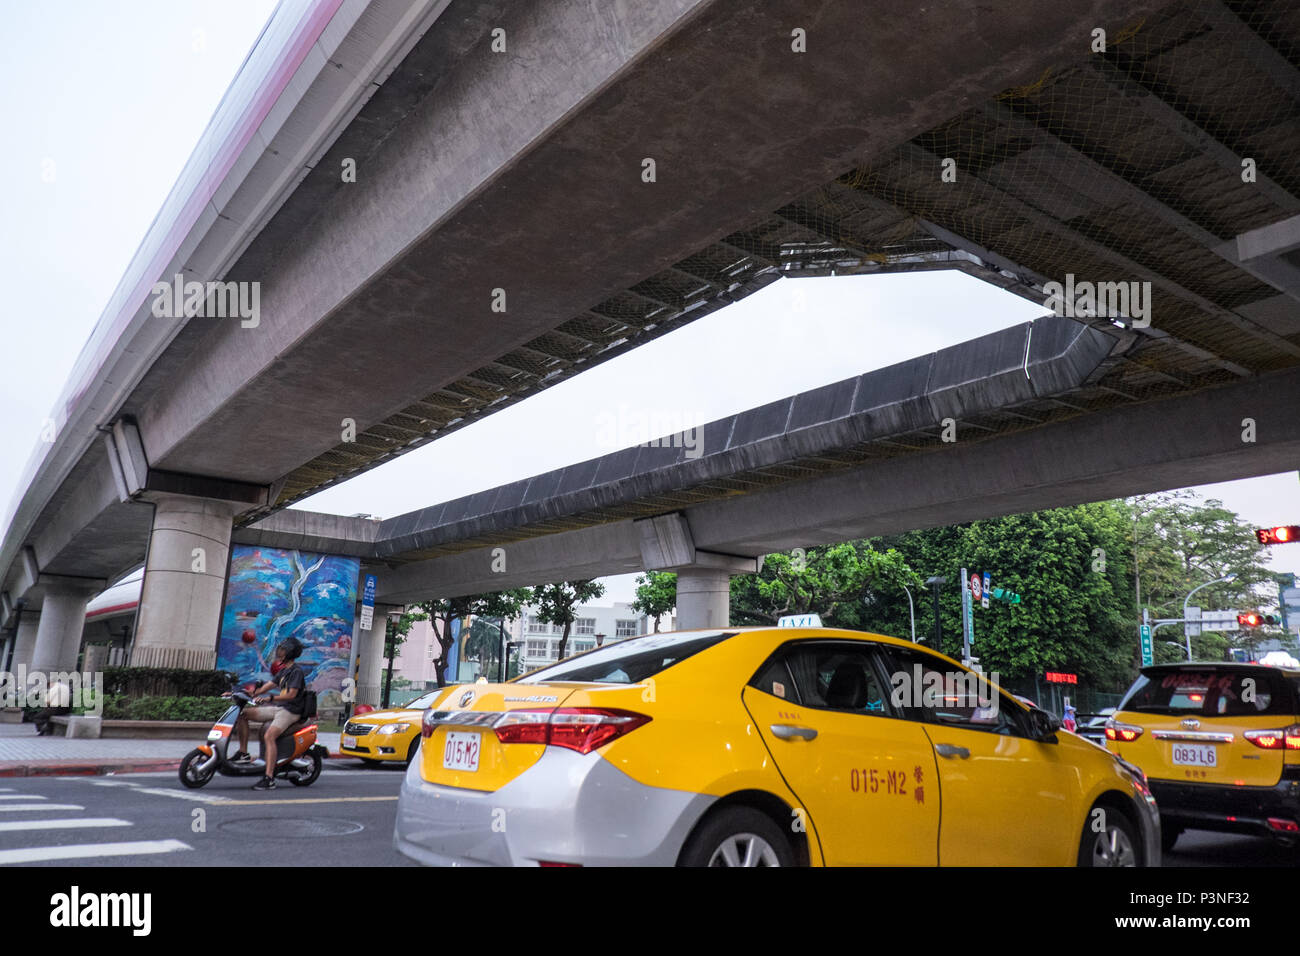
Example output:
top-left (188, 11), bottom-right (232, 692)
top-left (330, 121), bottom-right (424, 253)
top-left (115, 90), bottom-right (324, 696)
top-left (232, 637), bottom-right (308, 790)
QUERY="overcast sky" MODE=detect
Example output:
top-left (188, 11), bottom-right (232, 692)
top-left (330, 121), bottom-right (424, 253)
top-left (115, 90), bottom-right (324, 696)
top-left (4, 1), bottom-right (1298, 609)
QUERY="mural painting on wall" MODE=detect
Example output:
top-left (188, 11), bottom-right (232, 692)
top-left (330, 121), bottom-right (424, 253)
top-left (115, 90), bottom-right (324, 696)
top-left (217, 545), bottom-right (359, 716)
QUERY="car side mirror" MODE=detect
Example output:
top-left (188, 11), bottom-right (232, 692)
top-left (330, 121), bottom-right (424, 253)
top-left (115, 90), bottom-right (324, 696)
top-left (1028, 707), bottom-right (1061, 742)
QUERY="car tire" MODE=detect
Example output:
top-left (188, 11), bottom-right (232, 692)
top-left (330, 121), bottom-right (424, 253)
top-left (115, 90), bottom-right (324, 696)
top-left (360, 758), bottom-right (384, 768)
top-left (1161, 824), bottom-right (1183, 853)
top-left (406, 738), bottom-right (420, 765)
top-left (1078, 807), bottom-right (1140, 867)
top-left (678, 806), bottom-right (795, 867)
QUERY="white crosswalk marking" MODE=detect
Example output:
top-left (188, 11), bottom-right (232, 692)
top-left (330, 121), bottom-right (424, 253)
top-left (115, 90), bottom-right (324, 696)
top-left (0, 839), bottom-right (191, 865)
top-left (0, 794), bottom-right (47, 800)
top-left (0, 817), bottom-right (131, 833)
top-left (0, 803), bottom-right (83, 812)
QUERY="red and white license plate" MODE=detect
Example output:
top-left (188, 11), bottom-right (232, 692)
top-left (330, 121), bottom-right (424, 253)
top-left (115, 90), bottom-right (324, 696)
top-left (341, 735), bottom-right (356, 750)
top-left (443, 732), bottom-right (481, 772)
top-left (1172, 743), bottom-right (1216, 767)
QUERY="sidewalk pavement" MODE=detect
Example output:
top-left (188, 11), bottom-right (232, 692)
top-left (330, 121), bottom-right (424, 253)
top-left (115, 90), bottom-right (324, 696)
top-left (0, 721), bottom-right (345, 777)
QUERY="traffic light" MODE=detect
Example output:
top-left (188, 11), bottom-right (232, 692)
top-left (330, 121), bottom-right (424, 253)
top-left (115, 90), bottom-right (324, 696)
top-left (1237, 611), bottom-right (1281, 627)
top-left (1257, 525), bottom-right (1300, 545)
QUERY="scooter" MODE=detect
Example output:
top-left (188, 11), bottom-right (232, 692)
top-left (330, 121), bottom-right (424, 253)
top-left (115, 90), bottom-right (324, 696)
top-left (179, 686), bottom-right (327, 789)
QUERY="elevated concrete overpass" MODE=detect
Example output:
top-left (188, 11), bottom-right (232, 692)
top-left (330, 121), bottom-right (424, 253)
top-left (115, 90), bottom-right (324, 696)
top-left (230, 313), bottom-right (1300, 625)
top-left (5, 0), bottom-right (1300, 672)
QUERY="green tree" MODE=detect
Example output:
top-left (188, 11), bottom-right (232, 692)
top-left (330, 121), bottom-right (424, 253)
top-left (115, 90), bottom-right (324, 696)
top-left (416, 588), bottom-right (532, 686)
top-left (631, 571), bottom-right (677, 631)
top-left (534, 580), bottom-right (607, 660)
top-left (730, 543), bottom-right (921, 628)
top-left (869, 502), bottom-right (1136, 691)
top-left (1127, 492), bottom-right (1277, 661)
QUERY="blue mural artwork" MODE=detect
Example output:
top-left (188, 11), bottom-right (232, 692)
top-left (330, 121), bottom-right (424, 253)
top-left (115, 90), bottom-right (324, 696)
top-left (217, 545), bottom-right (359, 715)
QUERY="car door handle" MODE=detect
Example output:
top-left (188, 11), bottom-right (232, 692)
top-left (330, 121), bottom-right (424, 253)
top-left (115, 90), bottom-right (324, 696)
top-left (934, 744), bottom-right (970, 759)
top-left (770, 724), bottom-right (818, 741)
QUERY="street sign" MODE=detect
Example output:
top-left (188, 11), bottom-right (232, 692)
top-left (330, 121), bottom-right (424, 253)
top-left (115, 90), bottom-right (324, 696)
top-left (961, 567), bottom-right (975, 656)
top-left (1200, 609), bottom-right (1241, 629)
top-left (982, 572), bottom-right (991, 609)
top-left (1139, 624), bottom-right (1153, 666)
top-left (359, 573), bottom-right (377, 631)
top-left (970, 573), bottom-right (982, 601)
top-left (1184, 605), bottom-right (1201, 640)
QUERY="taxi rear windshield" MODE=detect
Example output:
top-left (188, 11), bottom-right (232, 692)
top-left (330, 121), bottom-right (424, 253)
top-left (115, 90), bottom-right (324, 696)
top-left (1119, 668), bottom-right (1300, 717)
top-left (519, 631), bottom-right (735, 684)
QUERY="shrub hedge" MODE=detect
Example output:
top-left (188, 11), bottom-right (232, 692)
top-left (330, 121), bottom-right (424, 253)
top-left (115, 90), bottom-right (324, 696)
top-left (98, 694), bottom-right (232, 722)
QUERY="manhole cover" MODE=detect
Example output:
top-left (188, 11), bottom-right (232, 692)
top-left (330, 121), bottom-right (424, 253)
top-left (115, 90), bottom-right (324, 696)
top-left (219, 817), bottom-right (365, 838)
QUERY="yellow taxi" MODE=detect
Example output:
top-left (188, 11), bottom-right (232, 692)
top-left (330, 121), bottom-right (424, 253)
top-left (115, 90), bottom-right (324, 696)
top-left (393, 627), bottom-right (1159, 866)
top-left (1104, 662), bottom-right (1300, 850)
top-left (340, 691), bottom-right (440, 765)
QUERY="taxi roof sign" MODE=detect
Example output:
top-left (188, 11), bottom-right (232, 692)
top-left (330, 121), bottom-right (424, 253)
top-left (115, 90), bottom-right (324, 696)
top-left (777, 613), bottom-right (823, 628)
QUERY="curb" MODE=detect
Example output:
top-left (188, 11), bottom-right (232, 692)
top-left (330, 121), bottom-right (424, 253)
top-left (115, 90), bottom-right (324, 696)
top-left (0, 759), bottom-right (182, 778)
top-left (0, 751), bottom-right (354, 778)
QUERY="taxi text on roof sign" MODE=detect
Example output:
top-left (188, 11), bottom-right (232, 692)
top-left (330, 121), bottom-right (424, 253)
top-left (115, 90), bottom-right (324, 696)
top-left (777, 613), bottom-right (823, 628)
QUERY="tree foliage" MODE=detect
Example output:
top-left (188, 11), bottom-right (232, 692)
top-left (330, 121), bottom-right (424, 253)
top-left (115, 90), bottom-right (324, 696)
top-left (533, 579), bottom-right (607, 660)
top-left (631, 571), bottom-right (677, 631)
top-left (730, 543), bottom-right (921, 627)
top-left (414, 588), bottom-right (533, 686)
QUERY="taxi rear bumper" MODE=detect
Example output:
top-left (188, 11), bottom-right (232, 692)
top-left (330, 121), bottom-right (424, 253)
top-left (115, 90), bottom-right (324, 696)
top-left (393, 746), bottom-right (714, 866)
top-left (1148, 766), bottom-right (1300, 840)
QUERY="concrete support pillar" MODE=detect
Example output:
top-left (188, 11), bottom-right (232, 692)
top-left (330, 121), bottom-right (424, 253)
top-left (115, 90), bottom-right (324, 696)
top-left (30, 586), bottom-right (97, 675)
top-left (675, 568), bottom-right (734, 630)
top-left (11, 612), bottom-right (41, 669)
top-left (356, 604), bottom-right (395, 707)
top-left (130, 495), bottom-right (241, 670)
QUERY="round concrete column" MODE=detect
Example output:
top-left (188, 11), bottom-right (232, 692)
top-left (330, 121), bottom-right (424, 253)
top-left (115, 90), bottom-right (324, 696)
top-left (130, 495), bottom-right (241, 670)
top-left (356, 604), bottom-right (395, 706)
top-left (30, 587), bottom-right (96, 674)
top-left (675, 568), bottom-right (733, 630)
top-left (10, 612), bottom-right (40, 670)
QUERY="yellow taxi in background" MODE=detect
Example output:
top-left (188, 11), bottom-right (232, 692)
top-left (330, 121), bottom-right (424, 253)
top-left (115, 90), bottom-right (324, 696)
top-left (1104, 662), bottom-right (1300, 850)
top-left (340, 691), bottom-right (440, 766)
top-left (393, 627), bottom-right (1159, 866)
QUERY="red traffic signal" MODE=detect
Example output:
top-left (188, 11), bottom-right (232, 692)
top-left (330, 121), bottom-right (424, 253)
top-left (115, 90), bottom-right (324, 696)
top-left (1238, 612), bottom-right (1262, 627)
top-left (1257, 525), bottom-right (1300, 545)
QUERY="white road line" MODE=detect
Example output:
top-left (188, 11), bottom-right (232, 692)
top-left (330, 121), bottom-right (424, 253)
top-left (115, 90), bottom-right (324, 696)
top-left (0, 817), bottom-right (131, 833)
top-left (131, 787), bottom-right (235, 804)
top-left (0, 839), bottom-right (191, 865)
top-left (90, 780), bottom-right (142, 787)
top-left (0, 804), bottom-right (84, 812)
top-left (0, 795), bottom-right (47, 800)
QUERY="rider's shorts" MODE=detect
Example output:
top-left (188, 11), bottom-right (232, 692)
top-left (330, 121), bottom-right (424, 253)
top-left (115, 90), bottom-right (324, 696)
top-left (242, 705), bottom-right (299, 736)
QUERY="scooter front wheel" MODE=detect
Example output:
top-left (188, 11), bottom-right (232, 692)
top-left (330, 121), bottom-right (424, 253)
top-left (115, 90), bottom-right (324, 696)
top-left (179, 748), bottom-right (216, 789)
top-left (290, 750), bottom-right (322, 787)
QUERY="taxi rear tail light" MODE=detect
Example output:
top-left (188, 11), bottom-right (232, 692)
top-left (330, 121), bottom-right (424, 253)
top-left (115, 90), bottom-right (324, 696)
top-left (1267, 818), bottom-right (1300, 833)
top-left (492, 709), bottom-right (552, 746)
top-left (1104, 719), bottom-right (1144, 742)
top-left (1244, 724), bottom-right (1300, 750)
top-left (492, 708), bottom-right (651, 754)
top-left (547, 708), bottom-right (651, 754)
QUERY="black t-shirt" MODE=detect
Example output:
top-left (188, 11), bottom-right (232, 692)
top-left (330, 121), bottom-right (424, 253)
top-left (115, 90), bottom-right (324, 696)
top-left (275, 664), bottom-right (307, 715)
